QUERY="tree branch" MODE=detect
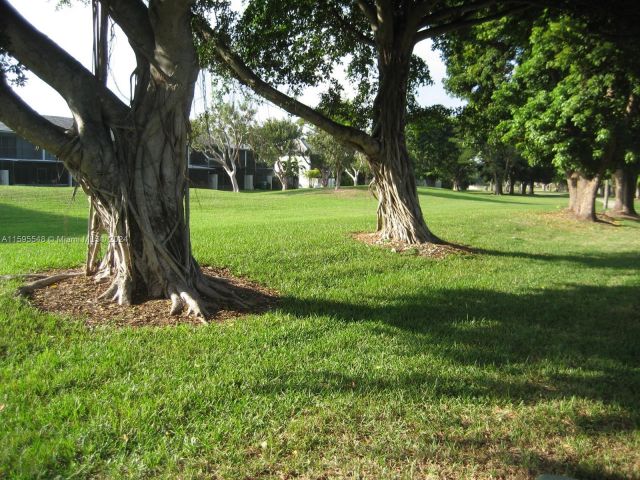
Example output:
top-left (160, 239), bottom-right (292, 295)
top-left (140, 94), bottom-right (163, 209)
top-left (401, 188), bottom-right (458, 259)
top-left (355, 0), bottom-right (379, 30)
top-left (0, 72), bottom-right (75, 159)
top-left (374, 0), bottom-right (395, 45)
top-left (413, 5), bottom-right (529, 44)
top-left (195, 24), bottom-right (380, 156)
top-left (102, 0), bottom-right (155, 62)
top-left (0, 0), bottom-right (129, 122)
top-left (325, 2), bottom-right (376, 47)
top-left (415, 0), bottom-right (500, 29)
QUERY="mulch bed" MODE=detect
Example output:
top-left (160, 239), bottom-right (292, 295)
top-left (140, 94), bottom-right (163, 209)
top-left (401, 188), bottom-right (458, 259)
top-left (26, 266), bottom-right (278, 328)
top-left (352, 232), bottom-right (475, 259)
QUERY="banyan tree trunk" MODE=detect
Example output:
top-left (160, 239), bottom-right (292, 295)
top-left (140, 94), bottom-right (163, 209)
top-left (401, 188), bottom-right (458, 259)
top-left (611, 167), bottom-right (638, 216)
top-left (75, 7), bottom-right (242, 317)
top-left (566, 171), bottom-right (601, 221)
top-left (82, 91), bottom-right (230, 316)
top-left (368, 45), bottom-right (440, 244)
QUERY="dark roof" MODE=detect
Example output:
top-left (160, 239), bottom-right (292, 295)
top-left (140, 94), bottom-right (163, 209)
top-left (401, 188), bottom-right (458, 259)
top-left (0, 115), bottom-right (74, 133)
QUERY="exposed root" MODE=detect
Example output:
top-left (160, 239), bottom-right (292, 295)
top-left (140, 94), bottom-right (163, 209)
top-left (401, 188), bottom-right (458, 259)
top-left (169, 291), bottom-right (184, 316)
top-left (24, 266), bottom-right (278, 327)
top-left (0, 274), bottom-right (48, 282)
top-left (179, 289), bottom-right (208, 324)
top-left (196, 277), bottom-right (252, 310)
top-left (353, 232), bottom-right (473, 259)
top-left (15, 272), bottom-right (82, 296)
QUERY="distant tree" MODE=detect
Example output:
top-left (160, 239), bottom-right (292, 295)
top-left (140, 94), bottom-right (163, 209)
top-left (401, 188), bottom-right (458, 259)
top-left (191, 90), bottom-right (257, 193)
top-left (198, 0), bottom-right (562, 244)
top-left (496, 16), bottom-right (640, 219)
top-left (307, 128), bottom-right (356, 190)
top-left (253, 119), bottom-right (302, 190)
top-left (406, 105), bottom-right (474, 191)
top-left (345, 152), bottom-right (369, 187)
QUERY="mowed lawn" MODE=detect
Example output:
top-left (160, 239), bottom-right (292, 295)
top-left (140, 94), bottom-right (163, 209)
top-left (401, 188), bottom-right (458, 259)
top-left (0, 186), bottom-right (638, 479)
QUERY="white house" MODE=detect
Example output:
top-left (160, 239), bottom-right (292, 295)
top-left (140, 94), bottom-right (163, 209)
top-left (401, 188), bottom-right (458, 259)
top-left (274, 138), bottom-right (317, 188)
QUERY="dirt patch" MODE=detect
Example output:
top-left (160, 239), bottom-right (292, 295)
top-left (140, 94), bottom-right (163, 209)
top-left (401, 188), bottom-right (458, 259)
top-left (352, 232), bottom-right (474, 259)
top-left (26, 266), bottom-right (278, 328)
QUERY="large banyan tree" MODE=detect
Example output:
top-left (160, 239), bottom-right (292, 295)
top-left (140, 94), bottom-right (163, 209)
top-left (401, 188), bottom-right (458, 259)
top-left (0, 0), bottom-right (245, 317)
top-left (194, 0), bottom-right (546, 244)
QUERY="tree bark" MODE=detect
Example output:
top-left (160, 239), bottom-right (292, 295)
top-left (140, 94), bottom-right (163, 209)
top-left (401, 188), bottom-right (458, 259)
top-left (274, 160), bottom-right (288, 190)
top-left (527, 180), bottom-right (534, 195)
top-left (611, 166), bottom-right (638, 216)
top-left (566, 171), bottom-right (601, 221)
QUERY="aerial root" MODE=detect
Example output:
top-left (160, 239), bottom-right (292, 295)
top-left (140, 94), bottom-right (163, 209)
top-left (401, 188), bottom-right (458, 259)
top-left (97, 274), bottom-right (132, 306)
top-left (14, 272), bottom-right (82, 296)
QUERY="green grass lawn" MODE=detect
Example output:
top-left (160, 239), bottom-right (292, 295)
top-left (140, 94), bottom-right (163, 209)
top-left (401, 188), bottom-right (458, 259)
top-left (0, 186), bottom-right (638, 479)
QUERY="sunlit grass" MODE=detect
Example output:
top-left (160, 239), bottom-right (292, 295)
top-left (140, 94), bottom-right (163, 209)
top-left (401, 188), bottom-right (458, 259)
top-left (0, 186), bottom-right (638, 479)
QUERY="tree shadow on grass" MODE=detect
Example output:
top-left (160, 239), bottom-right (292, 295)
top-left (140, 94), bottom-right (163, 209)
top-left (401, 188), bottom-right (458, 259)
top-left (0, 203), bottom-right (86, 241)
top-left (477, 248), bottom-right (640, 270)
top-left (421, 189), bottom-right (551, 205)
top-left (273, 282), bottom-right (639, 411)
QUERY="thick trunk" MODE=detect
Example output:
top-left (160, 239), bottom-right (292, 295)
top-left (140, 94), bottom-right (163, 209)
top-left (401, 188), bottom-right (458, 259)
top-left (507, 175), bottom-right (515, 195)
top-left (335, 168), bottom-right (341, 190)
top-left (527, 180), bottom-right (535, 195)
top-left (611, 167), bottom-right (638, 216)
top-left (566, 171), bottom-right (600, 221)
top-left (519, 182), bottom-right (526, 195)
top-left (65, 4), bottom-right (235, 317)
top-left (369, 46), bottom-right (439, 244)
top-left (83, 94), bottom-right (204, 311)
top-left (369, 149), bottom-right (439, 243)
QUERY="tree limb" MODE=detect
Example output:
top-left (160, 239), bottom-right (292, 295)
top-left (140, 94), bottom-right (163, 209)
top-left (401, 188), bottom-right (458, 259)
top-left (0, 0), bottom-right (129, 123)
top-left (415, 0), bottom-right (500, 29)
top-left (101, 0), bottom-right (155, 62)
top-left (413, 5), bottom-right (530, 44)
top-left (0, 72), bottom-right (75, 159)
top-left (195, 24), bottom-right (380, 156)
top-left (355, 0), bottom-right (379, 30)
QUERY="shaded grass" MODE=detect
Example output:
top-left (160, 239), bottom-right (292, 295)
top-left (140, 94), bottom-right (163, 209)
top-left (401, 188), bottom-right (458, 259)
top-left (0, 186), bottom-right (638, 479)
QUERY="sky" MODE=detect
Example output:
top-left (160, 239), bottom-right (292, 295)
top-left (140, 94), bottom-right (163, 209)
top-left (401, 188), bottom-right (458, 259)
top-left (8, 0), bottom-right (464, 121)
